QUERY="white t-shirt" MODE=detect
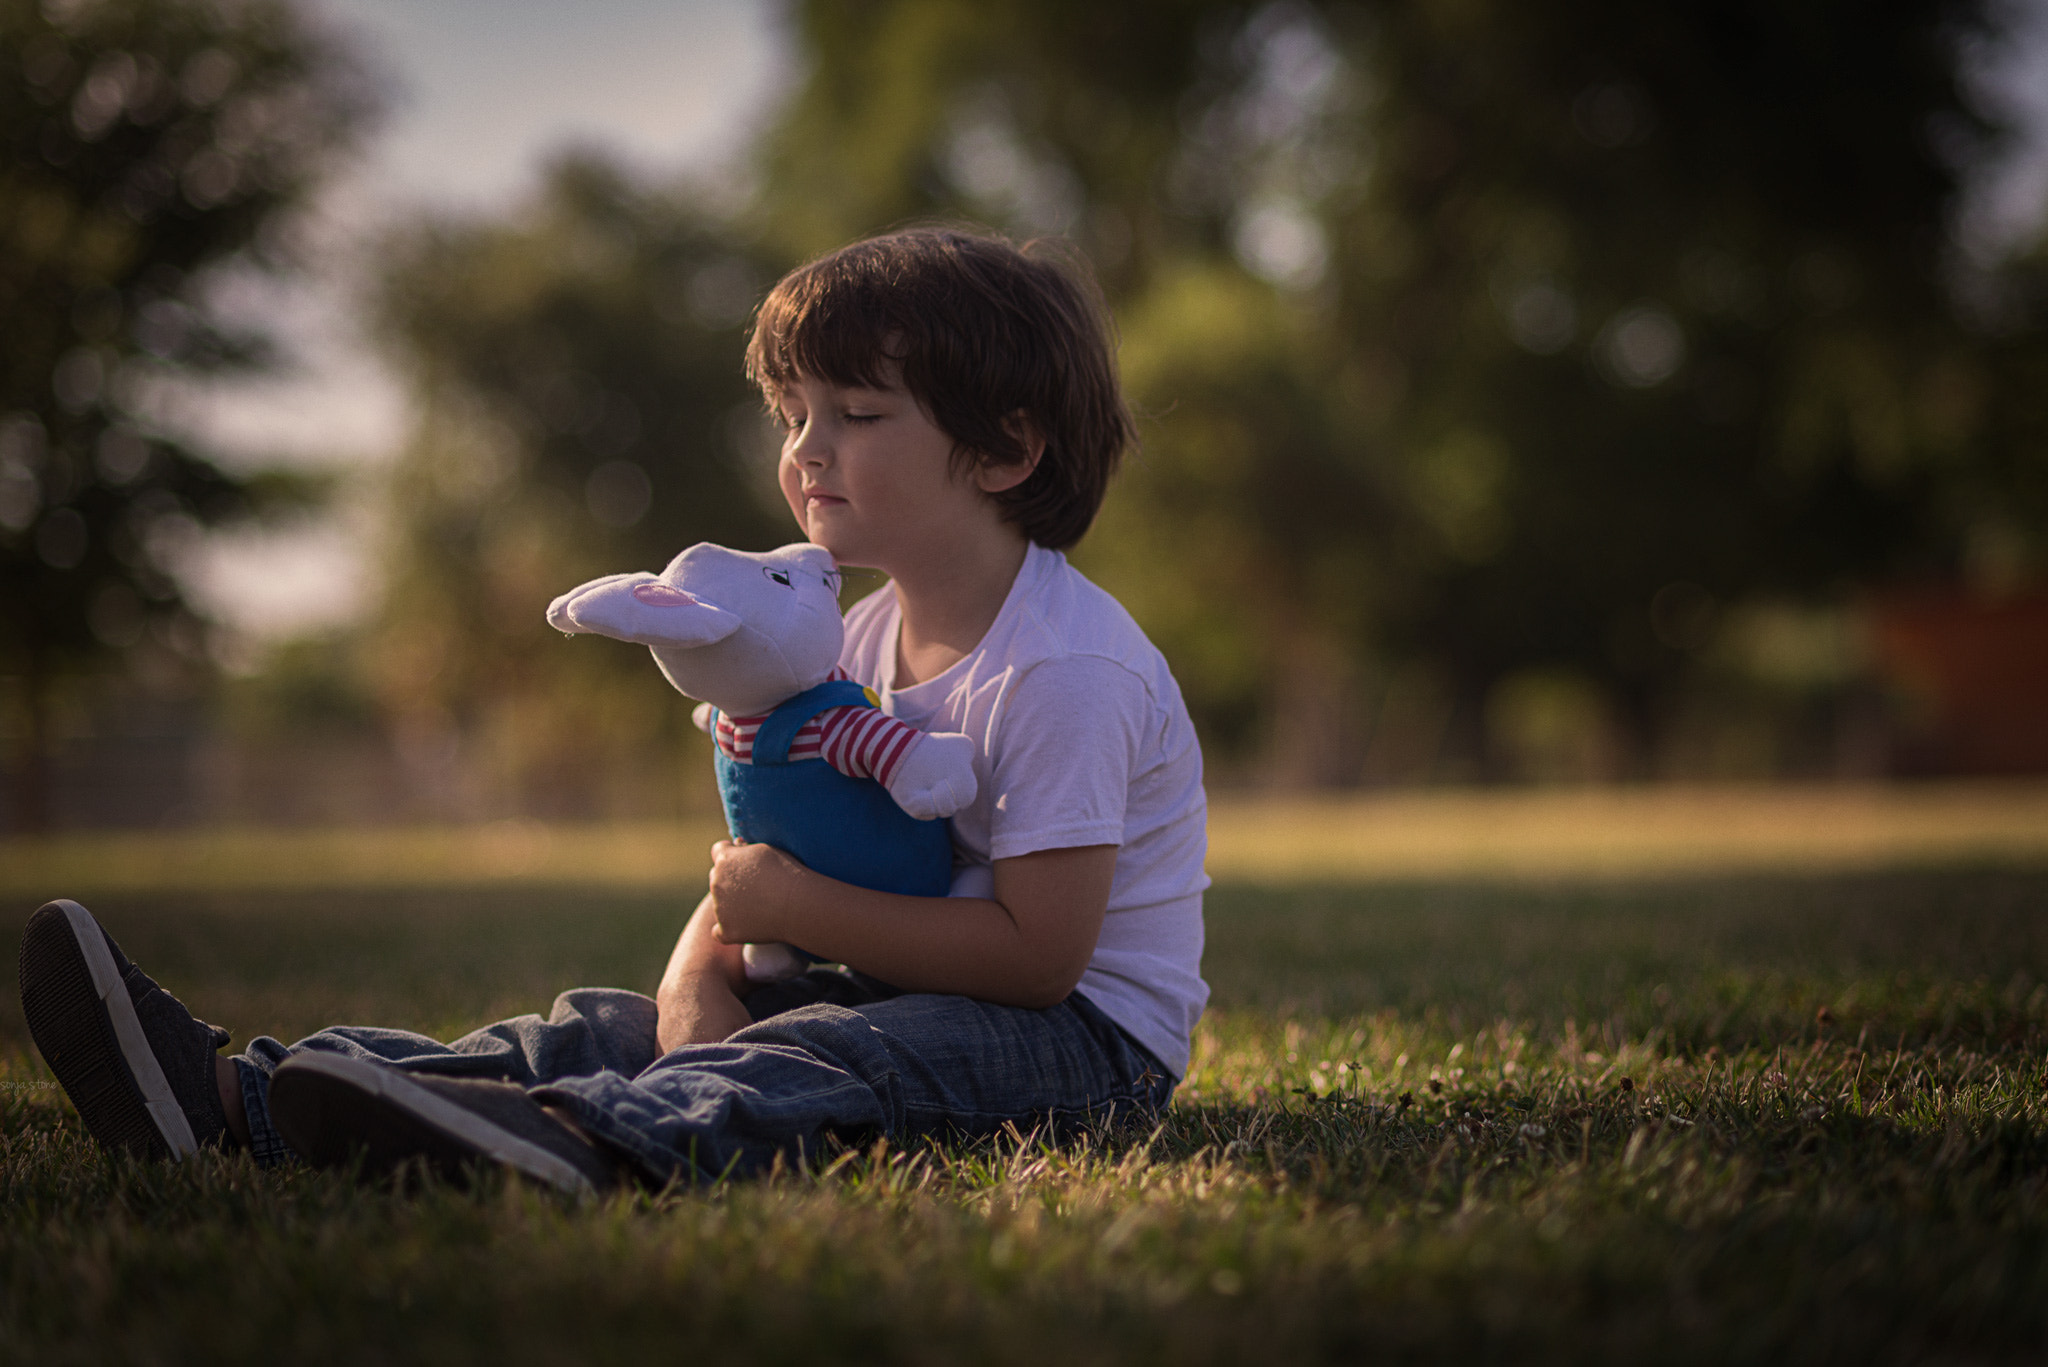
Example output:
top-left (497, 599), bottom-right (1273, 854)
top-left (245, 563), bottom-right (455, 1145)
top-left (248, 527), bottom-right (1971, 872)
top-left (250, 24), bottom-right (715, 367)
top-left (839, 542), bottom-right (1210, 1076)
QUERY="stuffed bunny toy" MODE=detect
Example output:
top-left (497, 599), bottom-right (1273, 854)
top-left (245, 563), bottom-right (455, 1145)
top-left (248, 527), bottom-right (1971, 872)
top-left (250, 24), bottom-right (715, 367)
top-left (547, 542), bottom-right (977, 982)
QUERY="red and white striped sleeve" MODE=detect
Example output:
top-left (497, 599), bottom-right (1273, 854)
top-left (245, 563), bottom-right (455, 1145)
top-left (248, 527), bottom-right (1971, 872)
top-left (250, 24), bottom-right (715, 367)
top-left (816, 705), bottom-right (924, 788)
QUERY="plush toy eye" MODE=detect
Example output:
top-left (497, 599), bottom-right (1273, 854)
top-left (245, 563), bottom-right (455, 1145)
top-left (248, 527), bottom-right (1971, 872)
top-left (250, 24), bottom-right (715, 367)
top-left (762, 567), bottom-right (794, 588)
top-left (822, 569), bottom-right (843, 594)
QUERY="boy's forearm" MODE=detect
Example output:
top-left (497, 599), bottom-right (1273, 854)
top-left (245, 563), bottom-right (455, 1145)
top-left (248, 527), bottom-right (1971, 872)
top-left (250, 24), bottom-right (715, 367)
top-left (757, 857), bottom-right (1108, 1009)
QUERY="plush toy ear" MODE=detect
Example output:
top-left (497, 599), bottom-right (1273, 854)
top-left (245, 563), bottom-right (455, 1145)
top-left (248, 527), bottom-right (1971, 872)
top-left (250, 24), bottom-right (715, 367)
top-left (547, 573), bottom-right (643, 634)
top-left (554, 572), bottom-right (743, 648)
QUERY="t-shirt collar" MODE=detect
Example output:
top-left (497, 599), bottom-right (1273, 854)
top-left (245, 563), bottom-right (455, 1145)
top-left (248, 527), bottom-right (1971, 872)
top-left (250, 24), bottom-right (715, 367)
top-left (882, 542), bottom-right (1048, 700)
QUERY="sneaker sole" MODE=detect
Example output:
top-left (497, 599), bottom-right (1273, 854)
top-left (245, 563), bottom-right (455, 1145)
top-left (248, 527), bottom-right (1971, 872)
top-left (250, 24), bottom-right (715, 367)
top-left (18, 900), bottom-right (199, 1161)
top-left (268, 1053), bottom-right (597, 1198)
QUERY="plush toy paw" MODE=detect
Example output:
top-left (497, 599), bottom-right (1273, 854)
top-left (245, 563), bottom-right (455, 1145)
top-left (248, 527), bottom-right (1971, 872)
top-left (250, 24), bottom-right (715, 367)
top-left (884, 731), bottom-right (978, 821)
top-left (742, 942), bottom-right (806, 984)
top-left (547, 572), bottom-right (742, 648)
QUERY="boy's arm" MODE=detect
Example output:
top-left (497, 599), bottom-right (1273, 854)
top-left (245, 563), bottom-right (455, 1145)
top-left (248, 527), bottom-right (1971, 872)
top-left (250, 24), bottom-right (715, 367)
top-left (654, 893), bottom-right (755, 1051)
top-left (705, 840), bottom-right (1116, 1009)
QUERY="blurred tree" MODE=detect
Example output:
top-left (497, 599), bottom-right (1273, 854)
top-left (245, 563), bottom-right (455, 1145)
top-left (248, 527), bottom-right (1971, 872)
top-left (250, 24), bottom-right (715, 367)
top-left (754, 0), bottom-right (2048, 780)
top-left (0, 0), bottom-right (372, 826)
top-left (363, 154), bottom-right (791, 817)
top-left (757, 0), bottom-right (1235, 290)
top-left (1314, 0), bottom-right (2037, 772)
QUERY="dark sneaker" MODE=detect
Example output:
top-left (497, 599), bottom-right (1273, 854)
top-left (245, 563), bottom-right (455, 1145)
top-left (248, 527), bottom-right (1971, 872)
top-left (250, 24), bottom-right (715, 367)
top-left (267, 1053), bottom-right (619, 1198)
top-left (17, 899), bottom-right (232, 1161)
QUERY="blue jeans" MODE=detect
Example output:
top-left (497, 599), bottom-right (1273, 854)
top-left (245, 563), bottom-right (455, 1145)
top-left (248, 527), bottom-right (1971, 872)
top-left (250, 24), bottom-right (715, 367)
top-left (231, 968), bottom-right (1175, 1182)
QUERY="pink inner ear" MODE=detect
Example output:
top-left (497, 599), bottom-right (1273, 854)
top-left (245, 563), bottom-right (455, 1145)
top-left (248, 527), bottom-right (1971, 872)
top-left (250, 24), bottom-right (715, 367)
top-left (632, 583), bottom-right (701, 607)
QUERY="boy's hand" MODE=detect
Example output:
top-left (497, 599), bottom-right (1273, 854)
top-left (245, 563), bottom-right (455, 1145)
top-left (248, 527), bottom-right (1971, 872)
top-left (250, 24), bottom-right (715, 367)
top-left (706, 840), bottom-right (810, 945)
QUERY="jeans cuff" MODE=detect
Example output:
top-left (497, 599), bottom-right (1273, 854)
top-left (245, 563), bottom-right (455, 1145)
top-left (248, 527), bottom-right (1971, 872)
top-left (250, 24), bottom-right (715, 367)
top-left (234, 1055), bottom-right (295, 1168)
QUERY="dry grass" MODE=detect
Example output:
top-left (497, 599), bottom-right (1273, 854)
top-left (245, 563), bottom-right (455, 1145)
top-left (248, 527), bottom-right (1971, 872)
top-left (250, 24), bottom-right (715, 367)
top-left (1203, 780), bottom-right (2048, 880)
top-left (4, 780), bottom-right (2045, 897)
top-left (0, 818), bottom-right (729, 896)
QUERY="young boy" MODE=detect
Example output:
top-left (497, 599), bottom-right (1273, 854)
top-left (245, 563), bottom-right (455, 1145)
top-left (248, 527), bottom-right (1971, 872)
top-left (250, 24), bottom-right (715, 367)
top-left (18, 228), bottom-right (1210, 1192)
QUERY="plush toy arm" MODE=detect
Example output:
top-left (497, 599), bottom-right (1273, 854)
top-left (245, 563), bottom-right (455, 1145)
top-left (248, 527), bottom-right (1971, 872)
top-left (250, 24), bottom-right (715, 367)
top-left (691, 702), bottom-right (715, 734)
top-left (883, 731), bottom-right (979, 821)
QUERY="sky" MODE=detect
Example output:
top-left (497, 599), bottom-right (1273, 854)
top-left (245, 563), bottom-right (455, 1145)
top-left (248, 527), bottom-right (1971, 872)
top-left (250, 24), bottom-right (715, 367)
top-left (178, 0), bottom-right (2048, 649)
top-left (179, 0), bottom-right (792, 644)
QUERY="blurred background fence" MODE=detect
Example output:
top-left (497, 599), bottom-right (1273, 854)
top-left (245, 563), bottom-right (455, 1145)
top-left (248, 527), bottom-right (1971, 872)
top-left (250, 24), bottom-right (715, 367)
top-left (5, 0), bottom-right (2048, 832)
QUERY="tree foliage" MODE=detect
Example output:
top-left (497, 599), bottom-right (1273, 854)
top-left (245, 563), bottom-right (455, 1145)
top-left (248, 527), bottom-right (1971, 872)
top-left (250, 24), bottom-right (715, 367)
top-left (349, 0), bottom-right (2047, 790)
top-left (752, 0), bottom-right (2048, 778)
top-left (1313, 0), bottom-right (2029, 746)
top-left (0, 0), bottom-right (371, 824)
top-left (363, 156), bottom-right (791, 816)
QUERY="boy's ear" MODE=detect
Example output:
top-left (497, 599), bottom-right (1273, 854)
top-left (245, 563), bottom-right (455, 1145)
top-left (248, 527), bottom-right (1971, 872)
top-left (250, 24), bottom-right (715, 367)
top-left (975, 410), bottom-right (1046, 495)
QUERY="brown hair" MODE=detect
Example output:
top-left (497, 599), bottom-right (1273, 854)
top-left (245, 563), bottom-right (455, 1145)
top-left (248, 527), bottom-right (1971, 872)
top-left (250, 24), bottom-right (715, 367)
top-left (745, 226), bottom-right (1136, 551)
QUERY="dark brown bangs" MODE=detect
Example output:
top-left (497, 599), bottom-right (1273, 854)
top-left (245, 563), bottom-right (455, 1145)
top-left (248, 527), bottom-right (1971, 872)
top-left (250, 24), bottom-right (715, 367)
top-left (746, 259), bottom-right (903, 398)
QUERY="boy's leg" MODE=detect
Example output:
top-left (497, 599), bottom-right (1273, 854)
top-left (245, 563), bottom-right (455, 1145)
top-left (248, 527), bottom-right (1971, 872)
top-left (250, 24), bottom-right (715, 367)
top-left (17, 895), bottom-right (669, 1167)
top-left (261, 968), bottom-right (892, 1188)
top-left (533, 989), bottom-right (1175, 1183)
top-left (232, 987), bottom-right (661, 1167)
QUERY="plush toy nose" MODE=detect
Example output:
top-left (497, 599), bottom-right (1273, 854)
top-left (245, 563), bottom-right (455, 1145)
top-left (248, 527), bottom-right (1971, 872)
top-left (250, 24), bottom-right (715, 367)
top-left (633, 584), bottom-right (702, 607)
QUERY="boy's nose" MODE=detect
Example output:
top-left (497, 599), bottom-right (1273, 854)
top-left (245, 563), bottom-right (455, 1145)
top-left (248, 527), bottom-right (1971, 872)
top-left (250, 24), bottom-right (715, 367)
top-left (787, 422), bottom-right (830, 464)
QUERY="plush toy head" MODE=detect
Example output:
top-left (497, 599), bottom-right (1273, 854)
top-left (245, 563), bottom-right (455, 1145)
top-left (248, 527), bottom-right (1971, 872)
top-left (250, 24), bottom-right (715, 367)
top-left (547, 542), bottom-right (844, 717)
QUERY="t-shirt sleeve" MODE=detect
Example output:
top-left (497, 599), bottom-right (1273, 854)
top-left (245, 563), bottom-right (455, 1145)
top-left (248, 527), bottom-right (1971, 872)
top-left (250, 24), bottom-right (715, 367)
top-left (984, 654), bottom-right (1150, 862)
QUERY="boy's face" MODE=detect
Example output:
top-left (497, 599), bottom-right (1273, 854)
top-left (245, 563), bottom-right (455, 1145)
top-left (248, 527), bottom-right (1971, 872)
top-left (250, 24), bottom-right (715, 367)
top-left (771, 368), bottom-right (1016, 575)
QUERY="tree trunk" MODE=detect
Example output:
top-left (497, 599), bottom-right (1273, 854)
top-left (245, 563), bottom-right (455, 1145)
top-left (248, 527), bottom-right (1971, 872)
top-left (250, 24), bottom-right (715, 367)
top-left (1260, 632), bottom-right (1369, 790)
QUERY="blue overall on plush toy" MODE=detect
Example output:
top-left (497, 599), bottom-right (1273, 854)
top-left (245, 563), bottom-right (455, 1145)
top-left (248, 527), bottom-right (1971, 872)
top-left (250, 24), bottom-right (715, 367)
top-left (711, 679), bottom-right (956, 900)
top-left (547, 542), bottom-right (977, 981)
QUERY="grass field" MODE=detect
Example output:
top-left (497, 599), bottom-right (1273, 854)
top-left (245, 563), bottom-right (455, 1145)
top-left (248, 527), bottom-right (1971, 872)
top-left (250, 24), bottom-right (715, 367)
top-left (4, 795), bottom-right (2048, 1363)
